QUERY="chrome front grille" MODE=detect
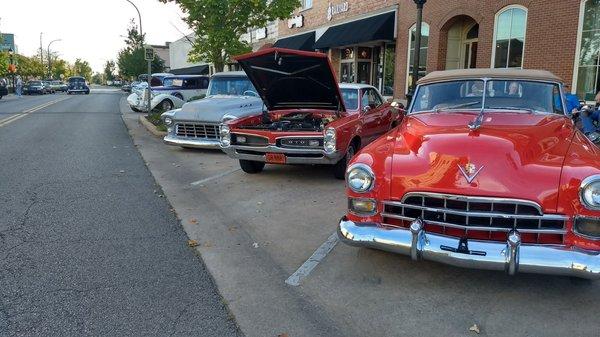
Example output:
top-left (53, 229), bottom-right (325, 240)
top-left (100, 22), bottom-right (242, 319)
top-left (175, 123), bottom-right (219, 139)
top-left (382, 193), bottom-right (567, 244)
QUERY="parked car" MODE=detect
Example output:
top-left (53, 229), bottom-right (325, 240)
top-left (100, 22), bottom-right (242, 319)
top-left (0, 78), bottom-right (7, 99)
top-left (337, 68), bottom-right (600, 280)
top-left (121, 82), bottom-right (132, 92)
top-left (220, 48), bottom-right (403, 179)
top-left (160, 71), bottom-right (263, 149)
top-left (23, 80), bottom-right (45, 95)
top-left (42, 81), bottom-right (54, 94)
top-left (50, 80), bottom-right (67, 92)
top-left (154, 75), bottom-right (210, 101)
top-left (67, 76), bottom-right (90, 95)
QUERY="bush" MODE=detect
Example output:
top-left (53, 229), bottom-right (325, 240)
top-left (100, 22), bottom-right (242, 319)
top-left (145, 112), bottom-right (167, 132)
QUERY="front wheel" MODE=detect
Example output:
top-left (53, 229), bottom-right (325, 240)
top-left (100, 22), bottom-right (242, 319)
top-left (333, 143), bottom-right (357, 180)
top-left (239, 160), bottom-right (265, 174)
top-left (160, 99), bottom-right (173, 111)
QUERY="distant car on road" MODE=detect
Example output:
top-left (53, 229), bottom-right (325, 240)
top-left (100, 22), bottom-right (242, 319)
top-left (42, 81), bottom-right (54, 94)
top-left (122, 82), bottom-right (132, 92)
top-left (0, 78), bottom-right (7, 99)
top-left (67, 76), bottom-right (90, 95)
top-left (50, 80), bottom-right (68, 92)
top-left (23, 80), bottom-right (46, 95)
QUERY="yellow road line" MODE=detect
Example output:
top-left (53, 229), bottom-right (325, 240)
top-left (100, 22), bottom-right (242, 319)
top-left (0, 97), bottom-right (70, 127)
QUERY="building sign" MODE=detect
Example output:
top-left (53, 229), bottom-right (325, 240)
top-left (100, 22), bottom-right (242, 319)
top-left (327, 2), bottom-right (349, 21)
top-left (0, 33), bottom-right (15, 52)
top-left (254, 27), bottom-right (267, 40)
top-left (288, 15), bottom-right (304, 29)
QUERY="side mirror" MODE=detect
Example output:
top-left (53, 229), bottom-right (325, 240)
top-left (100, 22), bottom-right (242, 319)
top-left (391, 101), bottom-right (405, 110)
top-left (362, 105), bottom-right (371, 114)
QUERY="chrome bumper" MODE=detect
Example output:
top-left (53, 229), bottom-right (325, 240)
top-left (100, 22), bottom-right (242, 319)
top-left (221, 145), bottom-right (344, 165)
top-left (338, 218), bottom-right (600, 280)
top-left (163, 134), bottom-right (221, 149)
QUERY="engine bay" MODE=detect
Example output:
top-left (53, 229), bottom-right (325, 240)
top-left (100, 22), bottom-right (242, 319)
top-left (240, 112), bottom-right (337, 132)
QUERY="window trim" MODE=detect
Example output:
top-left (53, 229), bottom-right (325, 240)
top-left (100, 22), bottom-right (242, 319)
top-left (490, 5), bottom-right (528, 69)
top-left (300, 0), bottom-right (313, 11)
top-left (405, 22), bottom-right (430, 94)
top-left (572, 0), bottom-right (599, 99)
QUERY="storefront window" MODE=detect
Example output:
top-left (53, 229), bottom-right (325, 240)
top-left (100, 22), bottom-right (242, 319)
top-left (301, 0), bottom-right (312, 10)
top-left (406, 23), bottom-right (429, 94)
top-left (383, 44), bottom-right (395, 96)
top-left (493, 6), bottom-right (527, 68)
top-left (576, 0), bottom-right (600, 100)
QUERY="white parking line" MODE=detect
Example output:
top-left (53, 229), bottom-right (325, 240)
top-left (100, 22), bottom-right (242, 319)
top-left (190, 168), bottom-right (241, 186)
top-left (285, 232), bottom-right (339, 286)
top-left (0, 97), bottom-right (70, 127)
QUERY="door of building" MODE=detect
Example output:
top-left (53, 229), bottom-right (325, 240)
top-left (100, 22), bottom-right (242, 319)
top-left (445, 20), bottom-right (479, 70)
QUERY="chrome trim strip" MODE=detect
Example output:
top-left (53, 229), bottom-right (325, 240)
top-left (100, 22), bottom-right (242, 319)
top-left (381, 213), bottom-right (567, 234)
top-left (338, 218), bottom-right (600, 279)
top-left (382, 202), bottom-right (567, 221)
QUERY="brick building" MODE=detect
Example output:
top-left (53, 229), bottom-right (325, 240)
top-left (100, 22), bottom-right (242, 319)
top-left (272, 0), bottom-right (600, 102)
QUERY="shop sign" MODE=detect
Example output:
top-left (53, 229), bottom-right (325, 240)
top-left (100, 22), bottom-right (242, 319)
top-left (327, 2), bottom-right (349, 21)
top-left (288, 15), bottom-right (304, 29)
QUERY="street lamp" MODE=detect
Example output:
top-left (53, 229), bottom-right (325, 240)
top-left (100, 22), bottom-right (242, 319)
top-left (407, 0), bottom-right (427, 106)
top-left (125, 0), bottom-right (143, 37)
top-left (47, 39), bottom-right (62, 79)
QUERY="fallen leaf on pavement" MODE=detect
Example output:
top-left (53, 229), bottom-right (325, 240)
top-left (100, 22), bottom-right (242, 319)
top-left (189, 218), bottom-right (198, 224)
top-left (187, 240), bottom-right (199, 247)
top-left (119, 170), bottom-right (125, 173)
top-left (252, 242), bottom-right (259, 248)
top-left (469, 324), bottom-right (480, 334)
top-left (278, 334), bottom-right (289, 337)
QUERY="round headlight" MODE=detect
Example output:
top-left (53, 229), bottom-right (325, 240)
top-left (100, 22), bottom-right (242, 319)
top-left (220, 125), bottom-right (231, 148)
top-left (324, 127), bottom-right (336, 154)
top-left (580, 175), bottom-right (600, 210)
top-left (346, 163), bottom-right (375, 193)
top-left (164, 117), bottom-right (173, 126)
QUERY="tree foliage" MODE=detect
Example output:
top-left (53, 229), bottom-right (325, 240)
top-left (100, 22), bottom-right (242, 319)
top-left (103, 60), bottom-right (116, 81)
top-left (117, 21), bottom-right (165, 80)
top-left (158, 0), bottom-right (300, 72)
top-left (72, 59), bottom-right (93, 81)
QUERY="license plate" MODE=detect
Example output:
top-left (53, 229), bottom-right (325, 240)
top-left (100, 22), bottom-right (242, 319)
top-left (265, 153), bottom-right (286, 164)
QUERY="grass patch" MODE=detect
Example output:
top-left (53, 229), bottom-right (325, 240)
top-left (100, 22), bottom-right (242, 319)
top-left (145, 112), bottom-right (167, 132)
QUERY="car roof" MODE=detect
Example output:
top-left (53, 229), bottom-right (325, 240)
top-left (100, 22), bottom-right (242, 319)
top-left (212, 71), bottom-right (247, 77)
top-left (163, 75), bottom-right (209, 79)
top-left (417, 68), bottom-right (562, 85)
top-left (339, 83), bottom-right (377, 90)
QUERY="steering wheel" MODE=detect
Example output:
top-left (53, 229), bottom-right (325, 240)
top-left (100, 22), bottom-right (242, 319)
top-left (243, 90), bottom-right (258, 97)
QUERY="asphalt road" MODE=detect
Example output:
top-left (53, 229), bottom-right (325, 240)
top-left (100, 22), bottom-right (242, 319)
top-left (0, 92), bottom-right (241, 336)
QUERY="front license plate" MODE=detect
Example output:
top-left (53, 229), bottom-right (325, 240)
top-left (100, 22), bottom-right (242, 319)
top-left (265, 153), bottom-right (286, 164)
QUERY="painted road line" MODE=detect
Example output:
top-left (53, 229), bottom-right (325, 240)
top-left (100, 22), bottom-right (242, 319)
top-left (0, 97), bottom-right (69, 127)
top-left (285, 232), bottom-right (339, 287)
top-left (190, 168), bottom-right (241, 186)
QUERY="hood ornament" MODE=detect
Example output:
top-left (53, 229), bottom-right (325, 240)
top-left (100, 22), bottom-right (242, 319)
top-left (458, 163), bottom-right (484, 183)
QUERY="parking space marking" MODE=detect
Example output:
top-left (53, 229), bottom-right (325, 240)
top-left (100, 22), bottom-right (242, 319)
top-left (190, 168), bottom-right (241, 186)
top-left (285, 232), bottom-right (339, 287)
top-left (0, 97), bottom-right (70, 128)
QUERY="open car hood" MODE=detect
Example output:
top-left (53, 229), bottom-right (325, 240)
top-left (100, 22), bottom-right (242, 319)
top-left (234, 48), bottom-right (345, 112)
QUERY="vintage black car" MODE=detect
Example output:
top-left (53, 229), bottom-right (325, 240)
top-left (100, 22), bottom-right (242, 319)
top-left (0, 78), bottom-right (7, 99)
top-left (67, 76), bottom-right (90, 95)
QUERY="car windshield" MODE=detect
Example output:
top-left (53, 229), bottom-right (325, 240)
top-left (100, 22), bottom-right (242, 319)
top-left (341, 88), bottom-right (359, 110)
top-left (69, 78), bottom-right (85, 84)
top-left (29, 81), bottom-right (42, 86)
top-left (411, 80), bottom-right (564, 114)
top-left (207, 76), bottom-right (256, 96)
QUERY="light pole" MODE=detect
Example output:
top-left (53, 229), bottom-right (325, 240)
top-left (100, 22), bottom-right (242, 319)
top-left (407, 0), bottom-right (427, 106)
top-left (125, 0), bottom-right (143, 37)
top-left (47, 39), bottom-right (62, 79)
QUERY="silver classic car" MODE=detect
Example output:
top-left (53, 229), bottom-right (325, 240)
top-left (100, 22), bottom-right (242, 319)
top-left (161, 71), bottom-right (263, 149)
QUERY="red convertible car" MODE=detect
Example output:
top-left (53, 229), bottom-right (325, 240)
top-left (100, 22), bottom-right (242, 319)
top-left (220, 48), bottom-right (402, 179)
top-left (338, 68), bottom-right (600, 279)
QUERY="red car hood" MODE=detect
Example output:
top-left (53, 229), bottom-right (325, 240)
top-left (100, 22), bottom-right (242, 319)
top-left (390, 112), bottom-right (575, 211)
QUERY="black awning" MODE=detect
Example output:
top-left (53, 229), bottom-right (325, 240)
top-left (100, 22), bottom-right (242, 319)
top-left (314, 11), bottom-right (396, 49)
top-left (273, 31), bottom-right (315, 51)
top-left (170, 64), bottom-right (209, 75)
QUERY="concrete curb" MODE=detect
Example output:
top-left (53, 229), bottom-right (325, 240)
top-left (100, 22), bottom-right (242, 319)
top-left (138, 115), bottom-right (167, 138)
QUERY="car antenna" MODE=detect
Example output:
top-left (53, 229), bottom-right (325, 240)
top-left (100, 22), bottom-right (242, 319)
top-left (468, 79), bottom-right (488, 132)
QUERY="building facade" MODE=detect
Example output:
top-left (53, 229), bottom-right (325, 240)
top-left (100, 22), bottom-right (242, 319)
top-left (272, 0), bottom-right (600, 101)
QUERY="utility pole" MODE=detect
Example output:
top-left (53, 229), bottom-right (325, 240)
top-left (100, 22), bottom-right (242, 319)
top-left (40, 33), bottom-right (44, 68)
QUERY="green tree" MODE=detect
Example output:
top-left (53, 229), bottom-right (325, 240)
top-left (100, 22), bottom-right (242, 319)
top-left (103, 60), bottom-right (116, 81)
top-left (91, 72), bottom-right (103, 84)
top-left (73, 58), bottom-right (93, 81)
top-left (117, 21), bottom-right (165, 79)
top-left (15, 54), bottom-right (44, 79)
top-left (158, 0), bottom-right (299, 72)
top-left (50, 57), bottom-right (70, 80)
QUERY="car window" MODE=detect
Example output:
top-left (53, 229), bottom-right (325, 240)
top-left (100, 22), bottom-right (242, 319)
top-left (201, 78), bottom-right (209, 89)
top-left (362, 88), bottom-right (382, 109)
top-left (340, 88), bottom-right (359, 110)
top-left (183, 79), bottom-right (198, 89)
top-left (207, 76), bottom-right (256, 96)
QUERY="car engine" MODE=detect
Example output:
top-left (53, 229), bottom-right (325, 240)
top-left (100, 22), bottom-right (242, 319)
top-left (241, 112), bottom-right (336, 132)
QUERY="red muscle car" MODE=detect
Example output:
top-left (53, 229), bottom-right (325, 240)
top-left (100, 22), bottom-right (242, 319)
top-left (338, 68), bottom-right (600, 279)
top-left (220, 48), bottom-right (403, 179)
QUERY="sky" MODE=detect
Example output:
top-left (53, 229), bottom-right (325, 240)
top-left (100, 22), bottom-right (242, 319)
top-left (0, 0), bottom-right (192, 72)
